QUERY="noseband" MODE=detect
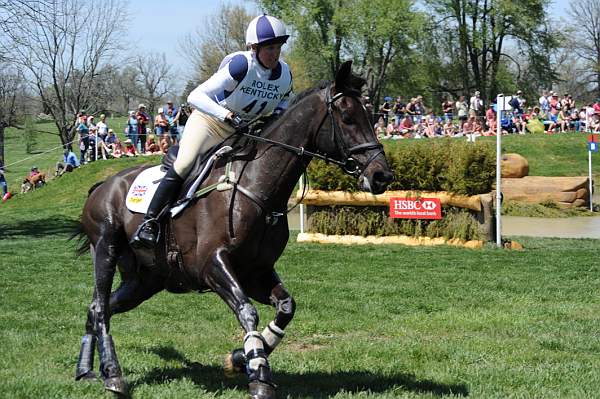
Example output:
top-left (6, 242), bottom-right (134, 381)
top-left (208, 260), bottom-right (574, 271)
top-left (240, 86), bottom-right (383, 176)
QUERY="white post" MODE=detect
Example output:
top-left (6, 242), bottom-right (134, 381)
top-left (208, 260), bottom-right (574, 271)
top-left (496, 94), bottom-right (503, 248)
top-left (95, 130), bottom-right (98, 161)
top-left (590, 149), bottom-right (594, 212)
top-left (299, 175), bottom-right (305, 233)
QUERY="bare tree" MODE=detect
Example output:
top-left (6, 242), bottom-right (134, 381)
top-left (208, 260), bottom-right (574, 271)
top-left (115, 66), bottom-right (140, 114)
top-left (567, 0), bottom-right (600, 98)
top-left (0, 62), bottom-right (27, 165)
top-left (0, 0), bottom-right (126, 148)
top-left (179, 4), bottom-right (251, 83)
top-left (135, 52), bottom-right (173, 122)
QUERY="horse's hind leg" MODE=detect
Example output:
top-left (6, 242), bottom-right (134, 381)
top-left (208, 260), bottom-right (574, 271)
top-left (205, 248), bottom-right (275, 399)
top-left (225, 272), bottom-right (296, 376)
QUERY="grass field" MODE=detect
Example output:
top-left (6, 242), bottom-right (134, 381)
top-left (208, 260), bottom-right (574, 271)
top-left (1, 158), bottom-right (600, 398)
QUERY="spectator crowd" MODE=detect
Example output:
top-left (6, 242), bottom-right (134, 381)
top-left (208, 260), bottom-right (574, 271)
top-left (73, 102), bottom-right (191, 168)
top-left (367, 90), bottom-right (600, 140)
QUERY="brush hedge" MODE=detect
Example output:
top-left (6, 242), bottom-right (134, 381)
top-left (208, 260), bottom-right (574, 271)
top-left (308, 139), bottom-right (495, 196)
top-left (307, 206), bottom-right (484, 241)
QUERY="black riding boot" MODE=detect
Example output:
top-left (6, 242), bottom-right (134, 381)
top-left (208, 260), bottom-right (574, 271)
top-left (130, 168), bottom-right (184, 248)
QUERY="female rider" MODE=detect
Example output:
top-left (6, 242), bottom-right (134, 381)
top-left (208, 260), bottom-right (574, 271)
top-left (131, 15), bottom-right (293, 248)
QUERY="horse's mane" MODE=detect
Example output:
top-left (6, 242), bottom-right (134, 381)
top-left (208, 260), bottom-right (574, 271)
top-left (288, 80), bottom-right (330, 107)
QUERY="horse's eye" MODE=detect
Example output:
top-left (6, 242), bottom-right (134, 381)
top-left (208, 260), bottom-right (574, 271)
top-left (341, 112), bottom-right (354, 125)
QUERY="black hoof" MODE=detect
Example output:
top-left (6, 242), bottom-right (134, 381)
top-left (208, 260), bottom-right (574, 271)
top-left (75, 370), bottom-right (97, 381)
top-left (104, 376), bottom-right (127, 395)
top-left (249, 381), bottom-right (276, 399)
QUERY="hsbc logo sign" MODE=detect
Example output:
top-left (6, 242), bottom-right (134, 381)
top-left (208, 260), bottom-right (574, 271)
top-left (390, 197), bottom-right (442, 219)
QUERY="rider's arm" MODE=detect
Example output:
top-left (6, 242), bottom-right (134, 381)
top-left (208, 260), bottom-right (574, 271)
top-left (187, 53), bottom-right (248, 122)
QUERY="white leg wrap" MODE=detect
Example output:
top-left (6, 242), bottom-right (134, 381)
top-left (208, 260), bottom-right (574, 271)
top-left (261, 321), bottom-right (285, 350)
top-left (244, 331), bottom-right (267, 371)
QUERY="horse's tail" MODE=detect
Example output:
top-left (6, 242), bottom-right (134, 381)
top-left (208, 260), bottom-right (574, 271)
top-left (70, 221), bottom-right (91, 257)
top-left (69, 181), bottom-right (104, 256)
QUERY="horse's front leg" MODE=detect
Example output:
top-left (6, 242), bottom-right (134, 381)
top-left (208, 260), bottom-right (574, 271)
top-left (205, 248), bottom-right (276, 399)
top-left (225, 272), bottom-right (295, 377)
top-left (89, 235), bottom-right (127, 394)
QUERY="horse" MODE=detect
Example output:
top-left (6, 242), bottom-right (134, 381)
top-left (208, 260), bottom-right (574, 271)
top-left (74, 61), bottom-right (393, 399)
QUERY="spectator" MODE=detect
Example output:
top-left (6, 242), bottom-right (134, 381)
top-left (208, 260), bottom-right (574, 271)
top-left (538, 90), bottom-right (550, 118)
top-left (88, 126), bottom-right (99, 161)
top-left (484, 104), bottom-right (497, 136)
top-left (86, 115), bottom-right (95, 130)
top-left (77, 117), bottom-right (89, 164)
top-left (0, 161), bottom-right (10, 203)
top-left (374, 116), bottom-right (387, 139)
top-left (164, 100), bottom-right (177, 118)
top-left (398, 115), bottom-right (415, 138)
top-left (126, 111), bottom-right (138, 148)
top-left (379, 97), bottom-right (392, 125)
top-left (111, 139), bottom-right (124, 158)
top-left (159, 133), bottom-right (172, 154)
top-left (96, 114), bottom-right (109, 142)
top-left (136, 104), bottom-right (150, 152)
top-left (173, 104), bottom-right (190, 142)
top-left (443, 119), bottom-right (456, 137)
top-left (558, 106), bottom-right (570, 132)
top-left (469, 90), bottom-right (483, 116)
top-left (154, 107), bottom-right (169, 135)
top-left (56, 148), bottom-right (80, 176)
top-left (166, 108), bottom-right (178, 144)
top-left (393, 96), bottom-right (406, 127)
top-left (414, 95), bottom-right (425, 123)
top-left (570, 108), bottom-right (581, 132)
top-left (123, 139), bottom-right (138, 157)
top-left (546, 106), bottom-right (559, 134)
top-left (442, 96), bottom-right (454, 121)
top-left (145, 134), bottom-right (161, 155)
top-left (455, 95), bottom-right (468, 129)
top-left (363, 96), bottom-right (374, 123)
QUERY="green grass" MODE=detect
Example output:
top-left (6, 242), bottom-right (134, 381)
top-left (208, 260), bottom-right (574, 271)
top-left (1, 156), bottom-right (600, 398)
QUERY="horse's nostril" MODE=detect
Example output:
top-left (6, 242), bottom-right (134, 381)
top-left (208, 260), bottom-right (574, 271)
top-left (374, 170), bottom-right (394, 184)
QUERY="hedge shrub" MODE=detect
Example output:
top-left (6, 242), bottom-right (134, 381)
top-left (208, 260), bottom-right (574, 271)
top-left (308, 139), bottom-right (495, 196)
top-left (308, 206), bottom-right (484, 241)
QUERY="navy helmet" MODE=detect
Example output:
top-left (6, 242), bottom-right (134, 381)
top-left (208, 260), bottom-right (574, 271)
top-left (246, 14), bottom-right (289, 47)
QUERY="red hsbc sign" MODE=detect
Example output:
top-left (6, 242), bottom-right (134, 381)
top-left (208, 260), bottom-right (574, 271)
top-left (389, 197), bottom-right (442, 219)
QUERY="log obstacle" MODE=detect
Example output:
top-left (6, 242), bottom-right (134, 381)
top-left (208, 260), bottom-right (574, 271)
top-left (296, 190), bottom-right (496, 243)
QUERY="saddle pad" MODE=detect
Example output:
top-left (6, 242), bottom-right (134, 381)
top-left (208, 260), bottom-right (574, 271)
top-left (126, 165), bottom-right (167, 214)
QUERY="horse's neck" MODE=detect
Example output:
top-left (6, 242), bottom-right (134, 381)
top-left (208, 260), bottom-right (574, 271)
top-left (243, 93), bottom-right (325, 208)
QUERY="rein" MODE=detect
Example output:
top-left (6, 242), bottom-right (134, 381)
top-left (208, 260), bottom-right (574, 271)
top-left (240, 88), bottom-right (383, 177)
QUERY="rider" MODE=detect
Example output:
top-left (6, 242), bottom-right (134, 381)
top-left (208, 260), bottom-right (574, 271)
top-left (131, 14), bottom-right (294, 248)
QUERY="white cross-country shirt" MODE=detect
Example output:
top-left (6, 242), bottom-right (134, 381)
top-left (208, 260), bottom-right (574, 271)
top-left (187, 51), bottom-right (293, 122)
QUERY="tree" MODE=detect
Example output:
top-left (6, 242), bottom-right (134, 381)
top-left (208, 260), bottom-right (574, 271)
top-left (0, 0), bottom-right (125, 148)
top-left (425, 0), bottom-right (558, 103)
top-left (0, 62), bottom-right (27, 165)
top-left (567, 0), bottom-right (600, 99)
top-left (135, 53), bottom-right (173, 122)
top-left (179, 4), bottom-right (252, 83)
top-left (257, 0), bottom-right (420, 105)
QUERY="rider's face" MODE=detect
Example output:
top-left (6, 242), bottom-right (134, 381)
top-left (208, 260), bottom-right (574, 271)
top-left (256, 43), bottom-right (282, 70)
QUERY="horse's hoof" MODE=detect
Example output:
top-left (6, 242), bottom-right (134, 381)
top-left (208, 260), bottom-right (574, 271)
top-left (75, 370), bottom-right (97, 381)
top-left (248, 381), bottom-right (276, 399)
top-left (223, 349), bottom-right (246, 377)
top-left (103, 376), bottom-right (127, 395)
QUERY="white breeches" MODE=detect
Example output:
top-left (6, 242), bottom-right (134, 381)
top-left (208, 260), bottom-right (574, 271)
top-left (173, 110), bottom-right (235, 176)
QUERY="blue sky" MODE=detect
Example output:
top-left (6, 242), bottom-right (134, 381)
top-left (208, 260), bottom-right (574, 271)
top-left (125, 0), bottom-right (570, 89)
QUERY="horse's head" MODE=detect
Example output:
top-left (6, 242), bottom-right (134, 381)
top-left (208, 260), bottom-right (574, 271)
top-left (314, 61), bottom-right (393, 194)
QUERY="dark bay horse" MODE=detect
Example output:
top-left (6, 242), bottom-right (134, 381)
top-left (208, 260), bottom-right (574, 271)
top-left (74, 61), bottom-right (393, 399)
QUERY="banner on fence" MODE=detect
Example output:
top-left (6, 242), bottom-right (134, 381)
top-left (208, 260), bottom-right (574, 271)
top-left (389, 197), bottom-right (442, 219)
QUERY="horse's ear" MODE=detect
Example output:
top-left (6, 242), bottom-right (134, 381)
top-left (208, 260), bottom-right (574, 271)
top-left (335, 60), bottom-right (353, 90)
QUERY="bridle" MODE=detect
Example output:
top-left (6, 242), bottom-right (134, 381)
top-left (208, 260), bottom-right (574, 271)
top-left (240, 86), bottom-right (383, 177)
